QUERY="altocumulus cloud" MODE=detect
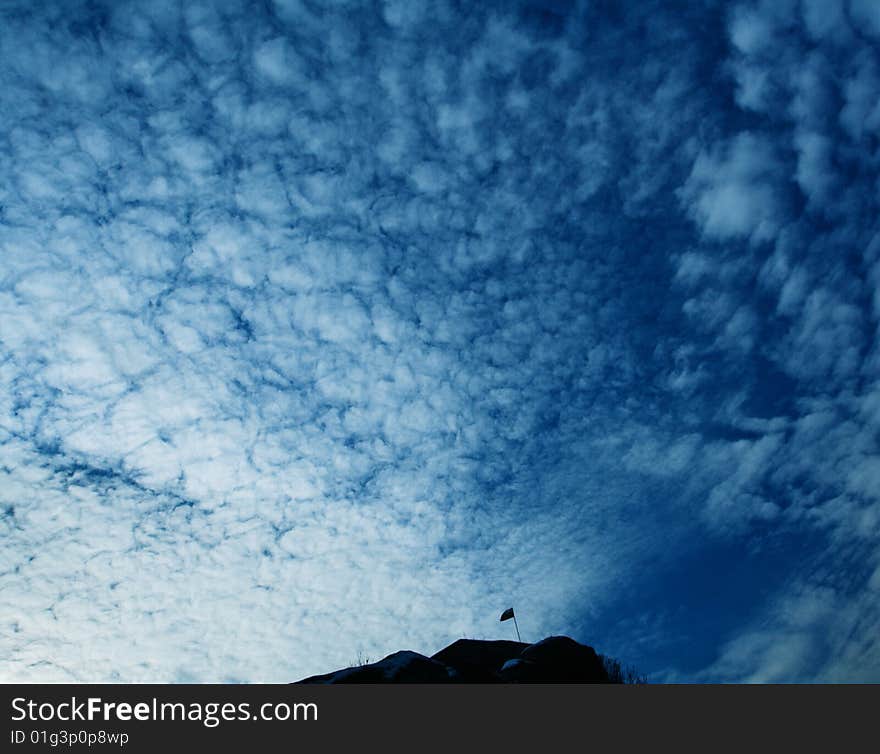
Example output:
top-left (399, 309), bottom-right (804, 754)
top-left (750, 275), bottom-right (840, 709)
top-left (0, 0), bottom-right (878, 682)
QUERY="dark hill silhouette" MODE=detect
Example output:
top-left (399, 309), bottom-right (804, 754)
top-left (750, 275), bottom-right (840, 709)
top-left (296, 636), bottom-right (621, 683)
top-left (295, 650), bottom-right (452, 684)
top-left (432, 639), bottom-right (528, 682)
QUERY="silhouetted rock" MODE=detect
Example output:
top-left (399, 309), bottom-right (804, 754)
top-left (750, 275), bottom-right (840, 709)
top-left (518, 636), bottom-right (608, 682)
top-left (431, 639), bottom-right (528, 682)
top-left (294, 636), bottom-right (614, 683)
top-left (497, 658), bottom-right (543, 682)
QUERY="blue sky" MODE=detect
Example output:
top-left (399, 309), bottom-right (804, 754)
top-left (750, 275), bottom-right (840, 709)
top-left (1, 0), bottom-right (879, 682)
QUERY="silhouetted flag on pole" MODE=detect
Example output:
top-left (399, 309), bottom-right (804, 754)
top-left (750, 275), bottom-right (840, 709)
top-left (499, 607), bottom-right (521, 641)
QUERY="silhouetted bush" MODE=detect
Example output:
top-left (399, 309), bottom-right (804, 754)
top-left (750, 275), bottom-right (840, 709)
top-left (601, 655), bottom-right (648, 684)
top-left (349, 651), bottom-right (373, 667)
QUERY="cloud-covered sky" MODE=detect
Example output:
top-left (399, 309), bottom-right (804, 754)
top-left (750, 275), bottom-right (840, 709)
top-left (1, 0), bottom-right (878, 682)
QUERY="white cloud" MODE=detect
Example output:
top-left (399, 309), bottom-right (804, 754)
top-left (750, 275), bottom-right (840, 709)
top-left (682, 132), bottom-right (785, 243)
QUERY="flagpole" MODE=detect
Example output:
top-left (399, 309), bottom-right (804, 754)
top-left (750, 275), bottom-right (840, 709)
top-left (512, 614), bottom-right (522, 643)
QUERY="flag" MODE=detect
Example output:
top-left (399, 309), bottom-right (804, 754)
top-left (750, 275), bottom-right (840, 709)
top-left (500, 607), bottom-right (515, 622)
